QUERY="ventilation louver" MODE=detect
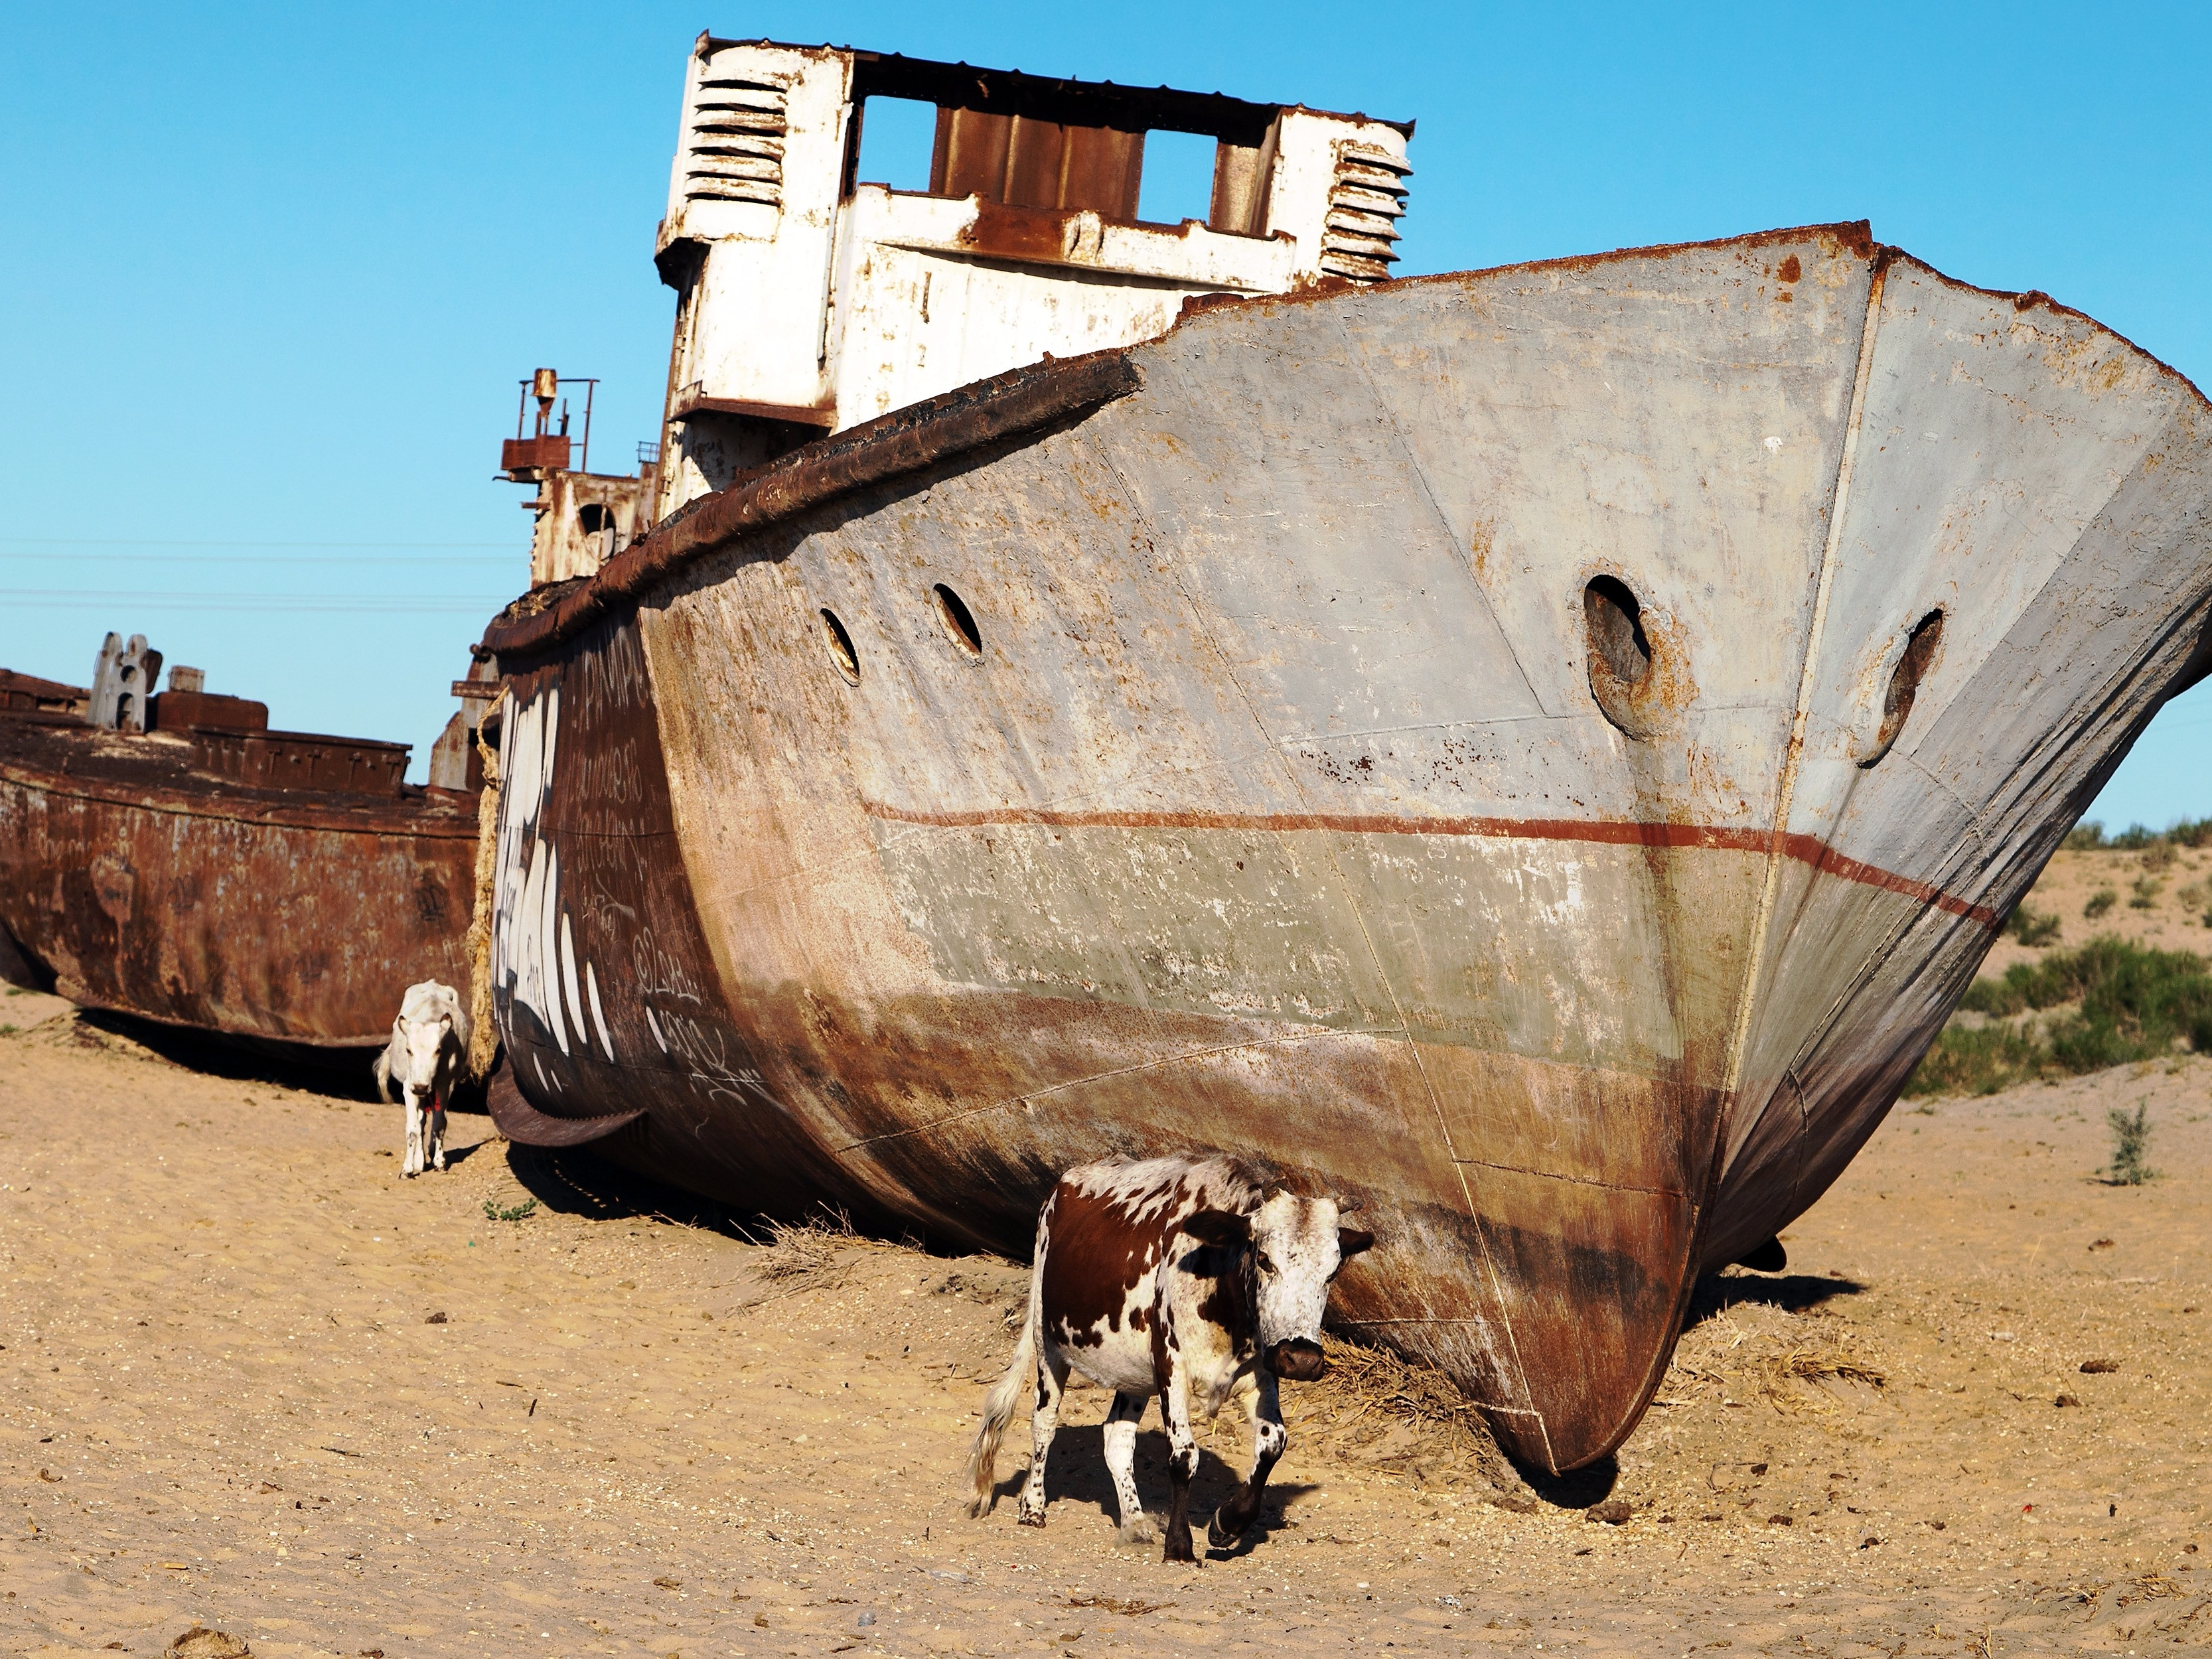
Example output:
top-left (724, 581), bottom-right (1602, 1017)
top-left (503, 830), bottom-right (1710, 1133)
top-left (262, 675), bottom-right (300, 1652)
top-left (684, 76), bottom-right (789, 207)
top-left (1320, 143), bottom-right (1412, 282)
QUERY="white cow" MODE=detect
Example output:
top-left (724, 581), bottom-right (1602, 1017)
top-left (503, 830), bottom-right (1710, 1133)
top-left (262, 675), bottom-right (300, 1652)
top-left (372, 980), bottom-right (470, 1177)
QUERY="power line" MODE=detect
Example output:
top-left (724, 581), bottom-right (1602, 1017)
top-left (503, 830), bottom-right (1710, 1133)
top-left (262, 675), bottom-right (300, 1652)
top-left (0, 538), bottom-right (518, 549)
top-left (3, 552), bottom-right (522, 565)
top-left (1, 591), bottom-right (514, 614)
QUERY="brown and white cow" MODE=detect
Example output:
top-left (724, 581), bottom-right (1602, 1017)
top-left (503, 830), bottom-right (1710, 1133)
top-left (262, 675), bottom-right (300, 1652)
top-left (966, 1155), bottom-right (1373, 1562)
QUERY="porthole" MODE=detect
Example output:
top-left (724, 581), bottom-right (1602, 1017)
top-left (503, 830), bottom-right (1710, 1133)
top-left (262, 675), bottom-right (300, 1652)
top-left (1860, 609), bottom-right (1943, 768)
top-left (819, 608), bottom-right (861, 685)
top-left (932, 583), bottom-right (983, 658)
top-left (1584, 576), bottom-right (1651, 687)
top-left (1584, 575), bottom-right (1657, 737)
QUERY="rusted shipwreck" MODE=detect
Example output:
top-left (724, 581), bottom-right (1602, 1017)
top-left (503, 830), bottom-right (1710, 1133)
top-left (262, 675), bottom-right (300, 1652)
top-left (472, 42), bottom-right (2212, 1474)
top-left (0, 645), bottom-right (484, 1051)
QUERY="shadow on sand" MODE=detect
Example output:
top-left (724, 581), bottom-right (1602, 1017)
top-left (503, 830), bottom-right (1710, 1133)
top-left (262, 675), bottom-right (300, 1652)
top-left (1682, 1269), bottom-right (1868, 1330)
top-left (978, 1417), bottom-right (1320, 1559)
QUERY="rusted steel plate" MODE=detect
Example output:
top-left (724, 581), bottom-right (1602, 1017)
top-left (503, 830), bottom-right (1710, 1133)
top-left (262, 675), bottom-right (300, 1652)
top-left (482, 225), bottom-right (2212, 1473)
top-left (0, 715), bottom-right (477, 1046)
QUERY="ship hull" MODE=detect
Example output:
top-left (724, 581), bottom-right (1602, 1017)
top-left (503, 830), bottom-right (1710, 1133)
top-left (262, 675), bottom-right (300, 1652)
top-left (0, 717), bottom-right (478, 1048)
top-left (481, 225), bottom-right (2212, 1471)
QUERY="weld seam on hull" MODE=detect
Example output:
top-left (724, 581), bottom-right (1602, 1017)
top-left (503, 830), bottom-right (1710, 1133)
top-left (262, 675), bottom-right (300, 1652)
top-left (1722, 256), bottom-right (1891, 1098)
top-left (855, 798), bottom-right (1998, 927)
top-left (832, 1024), bottom-right (1397, 1154)
top-left (1448, 1157), bottom-right (1688, 1198)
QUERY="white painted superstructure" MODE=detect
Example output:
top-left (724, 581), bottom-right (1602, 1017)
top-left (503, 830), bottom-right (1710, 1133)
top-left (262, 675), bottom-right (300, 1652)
top-left (651, 36), bottom-right (1414, 515)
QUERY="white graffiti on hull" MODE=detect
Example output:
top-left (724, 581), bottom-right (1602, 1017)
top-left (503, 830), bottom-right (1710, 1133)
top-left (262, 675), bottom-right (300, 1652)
top-left (492, 683), bottom-right (620, 1078)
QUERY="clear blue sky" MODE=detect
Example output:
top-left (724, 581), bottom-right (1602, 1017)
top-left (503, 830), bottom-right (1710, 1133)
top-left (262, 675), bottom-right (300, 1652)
top-left (3, 1), bottom-right (2205, 826)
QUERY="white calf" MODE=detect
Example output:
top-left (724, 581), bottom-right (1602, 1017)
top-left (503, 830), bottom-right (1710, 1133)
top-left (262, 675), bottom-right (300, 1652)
top-left (372, 979), bottom-right (470, 1177)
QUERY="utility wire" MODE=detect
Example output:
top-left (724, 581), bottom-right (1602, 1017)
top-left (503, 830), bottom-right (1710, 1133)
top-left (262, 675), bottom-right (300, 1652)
top-left (3, 552), bottom-right (522, 565)
top-left (1, 592), bottom-right (513, 614)
top-left (0, 538), bottom-right (518, 548)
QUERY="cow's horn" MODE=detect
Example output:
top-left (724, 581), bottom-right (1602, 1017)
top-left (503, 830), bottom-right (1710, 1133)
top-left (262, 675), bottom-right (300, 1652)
top-left (1333, 1194), bottom-right (1365, 1214)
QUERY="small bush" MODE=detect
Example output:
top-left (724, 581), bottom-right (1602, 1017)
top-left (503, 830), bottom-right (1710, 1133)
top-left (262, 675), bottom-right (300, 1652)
top-left (2130, 874), bottom-right (2166, 910)
top-left (2066, 818), bottom-right (2212, 853)
top-left (2085, 888), bottom-right (2118, 920)
top-left (482, 1197), bottom-right (538, 1223)
top-left (1901, 1024), bottom-right (2045, 1098)
top-left (1909, 938), bottom-right (2212, 1097)
top-left (2106, 1100), bottom-right (2154, 1185)
top-left (2142, 841), bottom-right (2181, 873)
top-left (2007, 903), bottom-right (2061, 947)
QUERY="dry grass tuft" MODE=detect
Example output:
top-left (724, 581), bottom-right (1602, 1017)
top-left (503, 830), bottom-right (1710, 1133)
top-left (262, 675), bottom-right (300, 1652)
top-left (1668, 1308), bottom-right (1887, 1417)
top-left (1065, 1593), bottom-right (1173, 1617)
top-left (748, 1210), bottom-right (863, 1299)
top-left (1283, 1334), bottom-right (1527, 1496)
top-left (2119, 1571), bottom-right (2188, 1605)
top-left (1756, 1341), bottom-right (1887, 1412)
top-left (741, 1208), bottom-right (934, 1304)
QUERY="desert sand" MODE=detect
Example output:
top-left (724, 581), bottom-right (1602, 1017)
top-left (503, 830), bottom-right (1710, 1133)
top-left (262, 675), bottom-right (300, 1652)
top-left (4, 964), bottom-right (2211, 1658)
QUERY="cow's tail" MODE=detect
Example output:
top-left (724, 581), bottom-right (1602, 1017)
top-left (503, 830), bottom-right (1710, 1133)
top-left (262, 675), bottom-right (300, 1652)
top-left (965, 1281), bottom-right (1039, 1518)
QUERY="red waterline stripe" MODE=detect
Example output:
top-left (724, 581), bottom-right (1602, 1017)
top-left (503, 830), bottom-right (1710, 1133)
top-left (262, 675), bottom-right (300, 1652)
top-left (858, 800), bottom-right (1998, 930)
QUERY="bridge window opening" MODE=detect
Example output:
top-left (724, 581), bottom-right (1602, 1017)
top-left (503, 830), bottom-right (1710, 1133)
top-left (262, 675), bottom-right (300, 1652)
top-left (1584, 576), bottom-right (1651, 688)
top-left (1864, 609), bottom-right (1945, 766)
top-left (930, 109), bottom-right (1143, 219)
top-left (854, 97), bottom-right (937, 193)
top-left (1136, 128), bottom-right (1217, 225)
top-left (820, 608), bottom-right (861, 685)
top-left (932, 583), bottom-right (984, 658)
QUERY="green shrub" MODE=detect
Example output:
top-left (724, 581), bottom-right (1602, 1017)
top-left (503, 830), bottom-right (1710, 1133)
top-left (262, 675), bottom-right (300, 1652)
top-left (2006, 903), bottom-right (2061, 947)
top-left (2085, 888), bottom-right (2118, 919)
top-left (2130, 874), bottom-right (2167, 910)
top-left (2106, 1100), bottom-right (2154, 1185)
top-left (1909, 938), bottom-right (2212, 1097)
top-left (2065, 818), bottom-right (2212, 853)
top-left (1901, 1024), bottom-right (2046, 1098)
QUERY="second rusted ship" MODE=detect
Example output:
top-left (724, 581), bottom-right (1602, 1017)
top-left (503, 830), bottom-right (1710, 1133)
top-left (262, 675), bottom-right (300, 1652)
top-left (0, 646), bottom-right (486, 1051)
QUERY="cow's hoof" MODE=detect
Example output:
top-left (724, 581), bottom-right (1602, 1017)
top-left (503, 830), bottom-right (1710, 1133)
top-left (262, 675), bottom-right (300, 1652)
top-left (1162, 1532), bottom-right (1197, 1565)
top-left (1116, 1516), bottom-right (1157, 1547)
top-left (1016, 1508), bottom-right (1047, 1530)
top-left (1206, 1512), bottom-right (1243, 1550)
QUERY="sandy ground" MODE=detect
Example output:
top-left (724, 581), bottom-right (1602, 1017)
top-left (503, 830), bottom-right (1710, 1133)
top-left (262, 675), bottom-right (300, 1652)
top-left (5, 984), bottom-right (2212, 1657)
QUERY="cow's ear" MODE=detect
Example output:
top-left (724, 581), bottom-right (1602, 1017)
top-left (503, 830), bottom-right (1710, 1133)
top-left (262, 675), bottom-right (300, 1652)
top-left (1337, 1228), bottom-right (1376, 1261)
top-left (1181, 1210), bottom-right (1252, 1248)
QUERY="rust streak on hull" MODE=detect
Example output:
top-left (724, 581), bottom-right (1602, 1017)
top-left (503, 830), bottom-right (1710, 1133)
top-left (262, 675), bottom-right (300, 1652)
top-left (859, 799), bottom-right (2002, 927)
